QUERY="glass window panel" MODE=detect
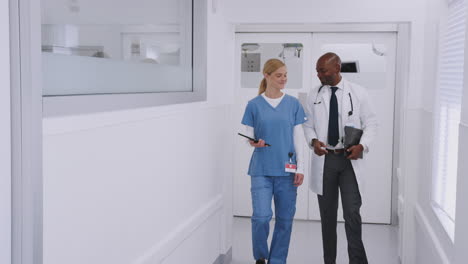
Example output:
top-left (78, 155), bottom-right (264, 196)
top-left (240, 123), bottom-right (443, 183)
top-left (41, 0), bottom-right (193, 96)
top-left (321, 43), bottom-right (387, 73)
top-left (320, 43), bottom-right (388, 89)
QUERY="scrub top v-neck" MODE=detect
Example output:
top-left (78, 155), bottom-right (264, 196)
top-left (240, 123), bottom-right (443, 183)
top-left (241, 94), bottom-right (306, 177)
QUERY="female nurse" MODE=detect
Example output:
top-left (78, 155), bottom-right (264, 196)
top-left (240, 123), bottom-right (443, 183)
top-left (241, 58), bottom-right (306, 264)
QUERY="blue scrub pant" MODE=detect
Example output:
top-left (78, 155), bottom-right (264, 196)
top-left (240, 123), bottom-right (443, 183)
top-left (250, 175), bottom-right (297, 264)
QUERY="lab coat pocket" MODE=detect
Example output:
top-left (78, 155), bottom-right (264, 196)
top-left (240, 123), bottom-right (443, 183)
top-left (345, 115), bottom-right (361, 129)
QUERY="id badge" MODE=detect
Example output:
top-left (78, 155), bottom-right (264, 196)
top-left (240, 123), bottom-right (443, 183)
top-left (285, 162), bottom-right (297, 173)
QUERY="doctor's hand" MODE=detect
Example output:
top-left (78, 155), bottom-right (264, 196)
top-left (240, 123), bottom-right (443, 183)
top-left (294, 173), bottom-right (304, 187)
top-left (312, 139), bottom-right (328, 156)
top-left (346, 144), bottom-right (364, 160)
top-left (249, 139), bottom-right (267, 148)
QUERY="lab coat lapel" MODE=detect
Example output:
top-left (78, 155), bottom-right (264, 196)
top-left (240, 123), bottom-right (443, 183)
top-left (320, 86), bottom-right (330, 114)
top-left (341, 79), bottom-right (351, 125)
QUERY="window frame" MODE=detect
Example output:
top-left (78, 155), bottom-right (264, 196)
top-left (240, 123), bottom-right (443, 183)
top-left (42, 0), bottom-right (207, 117)
top-left (431, 0), bottom-right (466, 242)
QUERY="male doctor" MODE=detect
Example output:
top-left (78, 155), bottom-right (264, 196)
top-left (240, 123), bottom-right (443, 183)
top-left (303, 52), bottom-right (378, 264)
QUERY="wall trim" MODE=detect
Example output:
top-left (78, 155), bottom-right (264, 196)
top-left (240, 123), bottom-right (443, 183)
top-left (395, 22), bottom-right (414, 263)
top-left (213, 247), bottom-right (232, 264)
top-left (132, 195), bottom-right (223, 264)
top-left (415, 204), bottom-right (451, 264)
top-left (43, 103), bottom-right (228, 136)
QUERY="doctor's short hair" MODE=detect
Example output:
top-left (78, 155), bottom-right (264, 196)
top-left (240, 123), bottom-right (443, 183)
top-left (259, 58), bottom-right (286, 95)
top-left (320, 52), bottom-right (342, 68)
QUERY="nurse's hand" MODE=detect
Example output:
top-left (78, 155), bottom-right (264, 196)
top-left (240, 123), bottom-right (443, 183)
top-left (249, 139), bottom-right (267, 148)
top-left (294, 173), bottom-right (304, 187)
top-left (312, 139), bottom-right (328, 156)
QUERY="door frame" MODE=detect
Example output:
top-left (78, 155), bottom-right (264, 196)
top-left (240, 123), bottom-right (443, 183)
top-left (234, 22), bottom-right (411, 226)
top-left (10, 0), bottom-right (43, 263)
top-left (1, 0), bottom-right (11, 263)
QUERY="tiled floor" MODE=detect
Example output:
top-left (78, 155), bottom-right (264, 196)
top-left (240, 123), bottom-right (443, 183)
top-left (232, 216), bottom-right (399, 264)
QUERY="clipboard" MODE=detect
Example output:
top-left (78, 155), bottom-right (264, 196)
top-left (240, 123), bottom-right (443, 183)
top-left (344, 126), bottom-right (363, 158)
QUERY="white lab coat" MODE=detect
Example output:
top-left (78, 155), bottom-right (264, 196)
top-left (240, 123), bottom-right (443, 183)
top-left (303, 78), bottom-right (378, 195)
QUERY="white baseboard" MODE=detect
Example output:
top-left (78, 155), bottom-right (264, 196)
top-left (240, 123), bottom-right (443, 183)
top-left (214, 248), bottom-right (232, 264)
top-left (397, 196), bottom-right (404, 260)
top-left (414, 204), bottom-right (450, 264)
top-left (132, 195), bottom-right (223, 264)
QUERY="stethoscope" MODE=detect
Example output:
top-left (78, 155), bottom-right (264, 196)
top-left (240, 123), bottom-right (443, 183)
top-left (314, 85), bottom-right (354, 116)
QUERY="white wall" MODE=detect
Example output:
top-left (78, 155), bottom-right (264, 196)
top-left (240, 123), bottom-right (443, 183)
top-left (398, 0), bottom-right (468, 263)
top-left (206, 3), bottom-right (236, 258)
top-left (0, 1), bottom-right (11, 264)
top-left (42, 2), bottom-right (234, 264)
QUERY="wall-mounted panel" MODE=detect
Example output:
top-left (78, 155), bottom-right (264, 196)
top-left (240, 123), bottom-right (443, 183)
top-left (240, 42), bottom-right (304, 89)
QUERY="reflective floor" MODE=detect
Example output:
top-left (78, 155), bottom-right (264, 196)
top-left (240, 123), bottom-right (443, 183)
top-left (232, 216), bottom-right (399, 264)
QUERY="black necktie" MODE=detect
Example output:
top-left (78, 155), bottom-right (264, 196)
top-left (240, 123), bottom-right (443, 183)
top-left (328, 86), bottom-right (339, 147)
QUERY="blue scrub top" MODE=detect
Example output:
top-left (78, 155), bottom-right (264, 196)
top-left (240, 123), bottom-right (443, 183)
top-left (241, 94), bottom-right (306, 177)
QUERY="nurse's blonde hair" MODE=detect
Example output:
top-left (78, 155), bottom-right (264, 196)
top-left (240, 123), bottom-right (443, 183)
top-left (259, 59), bottom-right (286, 95)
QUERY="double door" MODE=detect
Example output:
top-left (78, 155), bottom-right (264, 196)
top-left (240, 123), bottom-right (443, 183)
top-left (233, 31), bottom-right (396, 224)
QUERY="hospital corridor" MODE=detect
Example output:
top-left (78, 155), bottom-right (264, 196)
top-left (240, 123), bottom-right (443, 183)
top-left (231, 217), bottom-right (398, 264)
top-left (2, 0), bottom-right (468, 264)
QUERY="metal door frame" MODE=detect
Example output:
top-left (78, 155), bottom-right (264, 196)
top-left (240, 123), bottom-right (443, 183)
top-left (10, 0), bottom-right (43, 263)
top-left (234, 23), bottom-right (411, 225)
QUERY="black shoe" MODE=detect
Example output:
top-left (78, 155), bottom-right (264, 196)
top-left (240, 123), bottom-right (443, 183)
top-left (255, 259), bottom-right (266, 264)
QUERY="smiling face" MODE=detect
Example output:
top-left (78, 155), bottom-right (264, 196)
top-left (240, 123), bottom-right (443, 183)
top-left (265, 66), bottom-right (287, 90)
top-left (316, 54), bottom-right (341, 86)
